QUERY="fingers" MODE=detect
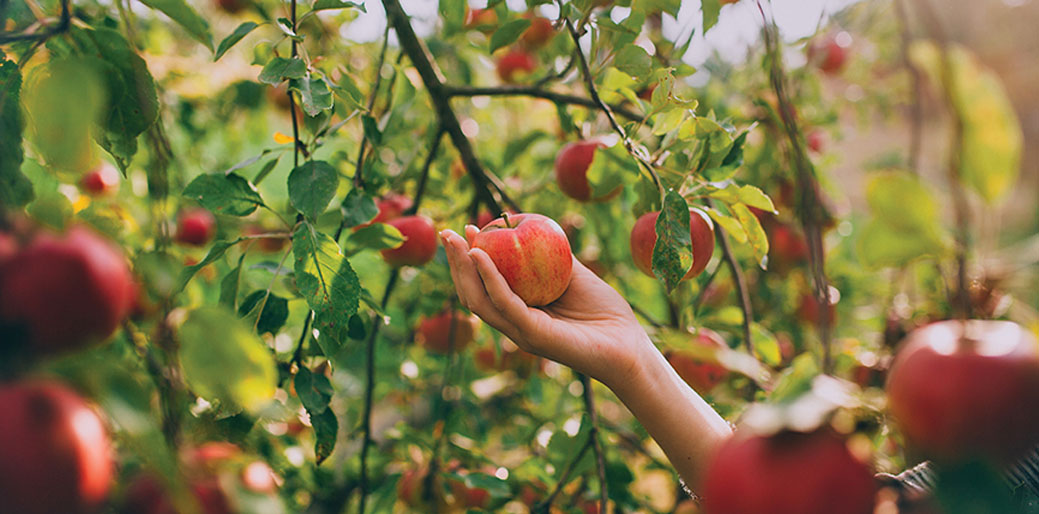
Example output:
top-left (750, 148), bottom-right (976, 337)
top-left (468, 248), bottom-right (537, 333)
top-left (464, 224), bottom-right (479, 246)
top-left (440, 230), bottom-right (518, 334)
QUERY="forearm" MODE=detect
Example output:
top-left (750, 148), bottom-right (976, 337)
top-left (604, 336), bottom-right (733, 491)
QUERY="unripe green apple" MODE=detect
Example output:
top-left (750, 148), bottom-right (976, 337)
top-left (630, 208), bottom-right (715, 280)
top-left (380, 215), bottom-right (437, 267)
top-left (470, 213), bottom-right (572, 306)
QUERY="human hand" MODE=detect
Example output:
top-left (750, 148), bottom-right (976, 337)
top-left (440, 226), bottom-right (653, 388)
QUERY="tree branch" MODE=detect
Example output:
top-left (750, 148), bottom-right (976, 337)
top-left (353, 24), bottom-right (392, 190)
top-left (444, 84), bottom-right (644, 122)
top-left (536, 437), bottom-right (593, 513)
top-left (580, 373), bottom-right (609, 514)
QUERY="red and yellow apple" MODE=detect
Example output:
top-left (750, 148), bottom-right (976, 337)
top-left (630, 208), bottom-right (715, 280)
top-left (496, 49), bottom-right (536, 84)
top-left (470, 213), bottom-right (572, 306)
top-left (0, 381), bottom-right (114, 514)
top-left (554, 140), bottom-right (622, 202)
top-left (665, 328), bottom-right (729, 393)
top-left (176, 208), bottom-right (217, 247)
top-left (380, 215), bottom-right (437, 267)
top-left (416, 310), bottom-right (480, 354)
top-left (520, 15), bottom-right (555, 49)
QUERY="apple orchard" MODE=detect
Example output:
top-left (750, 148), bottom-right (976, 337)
top-left (1, 0), bottom-right (1038, 512)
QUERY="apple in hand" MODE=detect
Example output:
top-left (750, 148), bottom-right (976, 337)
top-left (665, 328), bottom-right (729, 392)
top-left (0, 226), bottom-right (133, 355)
top-left (381, 215), bottom-right (437, 267)
top-left (416, 310), bottom-right (480, 354)
top-left (630, 208), bottom-right (715, 280)
top-left (496, 49), bottom-right (536, 84)
top-left (886, 320), bottom-right (1039, 464)
top-left (176, 208), bottom-right (217, 247)
top-left (470, 213), bottom-right (572, 306)
top-left (0, 381), bottom-right (114, 514)
top-left (80, 162), bottom-right (120, 196)
top-left (702, 429), bottom-right (876, 514)
top-left (554, 140), bottom-right (621, 202)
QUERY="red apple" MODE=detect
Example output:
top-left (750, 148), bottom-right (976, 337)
top-left (886, 320), bottom-right (1039, 464)
top-left (665, 328), bottom-right (729, 392)
top-left (0, 226), bottom-right (133, 355)
top-left (796, 290), bottom-right (837, 326)
top-left (630, 208), bottom-right (715, 280)
top-left (0, 230), bottom-right (17, 264)
top-left (80, 162), bottom-right (120, 196)
top-left (447, 472), bottom-right (491, 510)
top-left (176, 208), bottom-right (217, 247)
top-left (808, 33), bottom-right (850, 75)
top-left (702, 429), bottom-right (876, 514)
top-left (244, 225), bottom-right (288, 253)
top-left (496, 49), bottom-right (536, 84)
top-left (767, 222), bottom-right (809, 273)
top-left (464, 7), bottom-right (498, 34)
top-left (0, 381), bottom-right (114, 514)
top-left (356, 193), bottom-right (413, 230)
top-left (380, 215), bottom-right (437, 267)
top-left (520, 15), bottom-right (555, 49)
top-left (554, 140), bottom-right (622, 202)
top-left (806, 130), bottom-right (825, 153)
top-left (470, 213), bottom-right (573, 306)
top-left (416, 310), bottom-right (479, 354)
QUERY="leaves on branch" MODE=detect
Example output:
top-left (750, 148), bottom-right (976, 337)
top-left (294, 367), bottom-right (338, 463)
top-left (183, 173), bottom-right (266, 216)
top-left (0, 58), bottom-right (32, 208)
top-left (292, 222), bottom-right (361, 361)
top-left (215, 22), bottom-right (260, 61)
top-left (288, 161), bottom-right (339, 220)
top-left (652, 190), bottom-right (693, 293)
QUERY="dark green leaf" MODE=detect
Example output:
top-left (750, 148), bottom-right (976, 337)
top-left (214, 22), bottom-right (260, 61)
top-left (0, 58), bottom-right (32, 208)
top-left (183, 173), bottom-right (265, 216)
top-left (439, 0), bottom-right (466, 33)
top-left (254, 158), bottom-right (280, 185)
top-left (238, 290), bottom-right (290, 334)
top-left (295, 76), bottom-right (333, 116)
top-left (340, 188), bottom-right (379, 228)
top-left (258, 57), bottom-right (306, 85)
top-left (288, 161), bottom-right (339, 220)
top-left (652, 191), bottom-right (692, 292)
top-left (139, 0), bottom-right (213, 50)
top-left (310, 408), bottom-right (338, 464)
top-left (175, 239), bottom-right (243, 293)
top-left (361, 114), bottom-right (382, 145)
top-left (348, 314), bottom-right (366, 340)
top-left (293, 222), bottom-right (362, 362)
top-left (219, 256), bottom-right (245, 309)
top-left (489, 18), bottom-right (531, 54)
top-left (614, 44), bottom-right (652, 78)
top-left (333, 74), bottom-right (365, 110)
top-left (294, 366), bottom-right (334, 415)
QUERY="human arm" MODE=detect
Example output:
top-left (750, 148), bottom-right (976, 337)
top-left (440, 227), bottom-right (733, 489)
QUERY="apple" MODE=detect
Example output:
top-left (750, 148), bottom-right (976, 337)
top-left (176, 208), bottom-right (217, 247)
top-left (470, 213), bottom-right (573, 306)
top-left (630, 208), bottom-right (715, 280)
top-left (447, 472), bottom-right (491, 510)
top-left (80, 162), bottom-right (120, 196)
top-left (0, 226), bottom-right (133, 355)
top-left (0, 381), bottom-right (114, 514)
top-left (554, 140), bottom-right (622, 202)
top-left (496, 49), bottom-right (536, 84)
top-left (808, 33), bottom-right (850, 75)
top-left (665, 328), bottom-right (729, 392)
top-left (796, 290), bottom-right (837, 326)
top-left (380, 215), bottom-right (437, 267)
top-left (244, 225), bottom-right (288, 253)
top-left (464, 7), bottom-right (498, 34)
top-left (0, 230), bottom-right (17, 263)
top-left (767, 222), bottom-right (809, 273)
top-left (520, 15), bottom-right (555, 49)
top-left (886, 320), bottom-right (1039, 464)
top-left (806, 130), bottom-right (825, 153)
top-left (702, 429), bottom-right (876, 514)
top-left (416, 310), bottom-right (480, 354)
top-left (357, 193), bottom-right (413, 230)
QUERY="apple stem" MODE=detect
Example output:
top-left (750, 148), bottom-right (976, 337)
top-left (502, 212), bottom-right (513, 228)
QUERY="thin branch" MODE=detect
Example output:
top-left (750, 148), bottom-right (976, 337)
top-left (404, 128), bottom-right (445, 216)
top-left (536, 437), bottom-right (593, 513)
top-left (444, 84), bottom-right (644, 122)
top-left (580, 373), bottom-right (609, 514)
top-left (630, 301), bottom-right (664, 329)
top-left (291, 310), bottom-right (313, 367)
top-left (381, 0), bottom-right (520, 215)
top-left (893, 0), bottom-right (924, 174)
top-left (755, 0), bottom-right (833, 372)
top-left (353, 24), bottom-right (392, 190)
top-left (707, 200), bottom-right (754, 354)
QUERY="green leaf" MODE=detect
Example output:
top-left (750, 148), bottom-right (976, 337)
top-left (310, 0), bottom-right (364, 12)
top-left (340, 188), bottom-right (379, 228)
top-left (361, 114), bottom-right (382, 145)
top-left (333, 74), bottom-right (365, 111)
top-left (219, 256), bottom-right (245, 309)
top-left (857, 219), bottom-right (946, 269)
top-left (175, 239), bottom-right (243, 292)
top-left (652, 191), bottom-right (693, 293)
top-left (614, 44), bottom-right (652, 78)
top-left (489, 18), bottom-right (531, 54)
top-left (182, 173), bottom-right (265, 216)
top-left (737, 185), bottom-right (775, 212)
top-left (439, 0), bottom-right (466, 33)
top-left (179, 307), bottom-right (278, 413)
top-left (139, 0), bottom-right (213, 50)
top-left (0, 58), bottom-right (32, 208)
top-left (293, 367), bottom-right (338, 462)
top-left (705, 208), bottom-right (747, 243)
top-left (238, 290), bottom-right (290, 334)
top-left (651, 108), bottom-right (686, 136)
top-left (701, 0), bottom-right (721, 34)
top-left (22, 58), bottom-right (104, 172)
top-left (288, 161), bottom-right (339, 220)
top-left (215, 22), bottom-right (260, 61)
top-left (865, 170), bottom-right (940, 232)
top-left (732, 203), bottom-right (769, 268)
top-left (293, 222), bottom-right (362, 360)
top-left (585, 141), bottom-right (638, 199)
top-left (294, 76), bottom-right (333, 116)
top-left (346, 223), bottom-right (405, 252)
top-left (309, 409), bottom-right (338, 465)
top-left (258, 57), bottom-right (306, 85)
top-left (750, 323), bottom-right (781, 366)
top-left (254, 158), bottom-right (280, 185)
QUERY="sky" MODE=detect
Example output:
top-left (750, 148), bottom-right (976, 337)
top-left (339, 0), bottom-right (864, 70)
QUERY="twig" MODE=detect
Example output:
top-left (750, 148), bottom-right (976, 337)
top-left (444, 84), bottom-right (644, 122)
top-left (536, 437), bottom-right (593, 513)
top-left (381, 0), bottom-right (520, 215)
top-left (353, 24), bottom-right (392, 190)
top-left (404, 128), bottom-right (444, 216)
top-left (755, 0), bottom-right (833, 372)
top-left (707, 200), bottom-right (754, 354)
top-left (123, 319), bottom-right (182, 448)
top-left (580, 373), bottom-right (609, 514)
top-left (630, 301), bottom-right (664, 329)
top-left (0, 0), bottom-right (67, 44)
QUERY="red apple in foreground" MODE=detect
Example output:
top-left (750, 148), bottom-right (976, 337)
top-left (0, 381), bottom-right (114, 514)
top-left (702, 429), bottom-right (876, 514)
top-left (381, 215), bottom-right (437, 267)
top-left (0, 230), bottom-right (17, 263)
top-left (886, 320), bottom-right (1039, 464)
top-left (496, 49), bottom-right (536, 84)
top-left (176, 208), bottom-right (217, 247)
top-left (416, 310), bottom-right (480, 354)
top-left (554, 140), bottom-right (622, 202)
top-left (0, 226), bottom-right (133, 355)
top-left (665, 328), bottom-right (729, 392)
top-left (80, 162), bottom-right (120, 196)
top-left (470, 213), bottom-right (572, 306)
top-left (630, 208), bottom-right (715, 280)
